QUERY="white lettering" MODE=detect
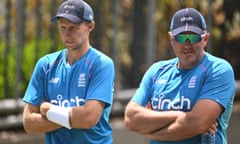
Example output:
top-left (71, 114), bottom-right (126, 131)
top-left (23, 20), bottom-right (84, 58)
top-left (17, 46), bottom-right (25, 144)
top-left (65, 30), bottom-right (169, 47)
top-left (64, 5), bottom-right (75, 10)
top-left (152, 94), bottom-right (191, 110)
top-left (50, 95), bottom-right (85, 107)
top-left (181, 16), bottom-right (193, 22)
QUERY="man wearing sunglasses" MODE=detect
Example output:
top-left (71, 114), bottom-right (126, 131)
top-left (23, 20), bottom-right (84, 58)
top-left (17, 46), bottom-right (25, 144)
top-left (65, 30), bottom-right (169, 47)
top-left (125, 8), bottom-right (236, 144)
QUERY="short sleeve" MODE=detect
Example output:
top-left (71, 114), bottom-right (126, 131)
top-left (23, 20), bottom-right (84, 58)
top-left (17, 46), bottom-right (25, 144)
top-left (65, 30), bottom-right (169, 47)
top-left (198, 60), bottom-right (236, 109)
top-left (85, 56), bottom-right (115, 108)
top-left (131, 63), bottom-right (160, 106)
top-left (23, 57), bottom-right (47, 106)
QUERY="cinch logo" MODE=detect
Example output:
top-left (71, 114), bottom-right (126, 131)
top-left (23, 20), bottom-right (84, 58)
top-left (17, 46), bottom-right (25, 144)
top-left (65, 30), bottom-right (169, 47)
top-left (151, 93), bottom-right (191, 110)
top-left (50, 94), bottom-right (85, 107)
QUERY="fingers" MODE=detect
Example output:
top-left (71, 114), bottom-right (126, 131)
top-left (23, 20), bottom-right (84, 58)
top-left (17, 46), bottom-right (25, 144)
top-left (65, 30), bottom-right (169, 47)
top-left (40, 102), bottom-right (52, 116)
top-left (145, 102), bottom-right (152, 109)
top-left (205, 121), bottom-right (218, 134)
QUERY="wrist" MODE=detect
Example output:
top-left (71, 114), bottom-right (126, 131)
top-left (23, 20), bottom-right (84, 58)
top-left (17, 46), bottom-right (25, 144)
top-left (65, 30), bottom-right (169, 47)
top-left (46, 105), bottom-right (72, 129)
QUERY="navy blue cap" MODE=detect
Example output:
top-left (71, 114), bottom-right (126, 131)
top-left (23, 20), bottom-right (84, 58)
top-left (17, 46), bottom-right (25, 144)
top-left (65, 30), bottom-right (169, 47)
top-left (51, 0), bottom-right (94, 24)
top-left (170, 8), bottom-right (206, 36)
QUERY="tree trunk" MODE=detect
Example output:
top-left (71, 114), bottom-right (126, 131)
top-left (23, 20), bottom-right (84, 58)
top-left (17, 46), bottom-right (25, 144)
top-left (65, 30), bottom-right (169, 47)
top-left (129, 0), bottom-right (147, 87)
top-left (15, 0), bottom-right (25, 99)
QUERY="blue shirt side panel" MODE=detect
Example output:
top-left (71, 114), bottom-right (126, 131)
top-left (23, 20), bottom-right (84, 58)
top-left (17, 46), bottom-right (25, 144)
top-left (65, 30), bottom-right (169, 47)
top-left (197, 53), bottom-right (235, 144)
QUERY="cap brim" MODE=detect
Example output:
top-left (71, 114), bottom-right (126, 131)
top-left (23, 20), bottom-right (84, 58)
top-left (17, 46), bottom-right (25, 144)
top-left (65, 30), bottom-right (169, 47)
top-left (51, 13), bottom-right (84, 24)
top-left (172, 26), bottom-right (203, 36)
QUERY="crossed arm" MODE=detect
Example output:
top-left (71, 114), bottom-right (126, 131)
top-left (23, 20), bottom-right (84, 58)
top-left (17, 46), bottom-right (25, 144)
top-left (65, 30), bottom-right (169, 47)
top-left (23, 100), bottom-right (105, 133)
top-left (124, 99), bottom-right (222, 141)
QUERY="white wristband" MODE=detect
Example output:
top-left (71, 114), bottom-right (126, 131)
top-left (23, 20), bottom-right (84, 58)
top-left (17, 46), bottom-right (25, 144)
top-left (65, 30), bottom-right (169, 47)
top-left (46, 105), bottom-right (72, 129)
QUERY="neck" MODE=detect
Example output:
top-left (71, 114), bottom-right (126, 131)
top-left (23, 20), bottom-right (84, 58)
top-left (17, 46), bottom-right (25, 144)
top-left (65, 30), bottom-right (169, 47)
top-left (66, 44), bottom-right (90, 65)
top-left (177, 52), bottom-right (206, 70)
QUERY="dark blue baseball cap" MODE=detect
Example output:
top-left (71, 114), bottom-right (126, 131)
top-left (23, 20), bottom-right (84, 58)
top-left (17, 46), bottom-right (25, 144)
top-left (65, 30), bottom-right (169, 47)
top-left (170, 8), bottom-right (206, 36)
top-left (51, 0), bottom-right (94, 24)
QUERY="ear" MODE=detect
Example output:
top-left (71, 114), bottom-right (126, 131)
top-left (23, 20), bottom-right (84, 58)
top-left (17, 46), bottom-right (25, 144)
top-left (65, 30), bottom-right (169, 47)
top-left (168, 31), bottom-right (173, 39)
top-left (88, 21), bottom-right (95, 32)
top-left (168, 31), bottom-right (176, 46)
top-left (168, 31), bottom-right (174, 40)
top-left (203, 32), bottom-right (210, 41)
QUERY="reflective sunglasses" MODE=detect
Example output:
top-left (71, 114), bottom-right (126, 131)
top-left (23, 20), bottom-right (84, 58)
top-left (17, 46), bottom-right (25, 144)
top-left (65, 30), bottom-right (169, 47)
top-left (175, 34), bottom-right (205, 44)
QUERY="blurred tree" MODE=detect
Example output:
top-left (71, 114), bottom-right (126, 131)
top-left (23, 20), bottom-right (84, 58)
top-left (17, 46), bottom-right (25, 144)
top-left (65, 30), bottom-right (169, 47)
top-left (15, 0), bottom-right (25, 99)
top-left (3, 0), bottom-right (11, 98)
top-left (128, 0), bottom-right (147, 88)
top-left (0, 0), bottom-right (239, 99)
top-left (222, 0), bottom-right (240, 79)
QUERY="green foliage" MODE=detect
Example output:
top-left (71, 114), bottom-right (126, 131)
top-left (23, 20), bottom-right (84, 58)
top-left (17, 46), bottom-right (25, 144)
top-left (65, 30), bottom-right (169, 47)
top-left (0, 0), bottom-right (240, 99)
top-left (0, 41), bottom-right (5, 99)
top-left (22, 38), bottom-right (57, 79)
top-left (0, 40), bottom-right (16, 99)
top-left (0, 37), bottom-right (61, 100)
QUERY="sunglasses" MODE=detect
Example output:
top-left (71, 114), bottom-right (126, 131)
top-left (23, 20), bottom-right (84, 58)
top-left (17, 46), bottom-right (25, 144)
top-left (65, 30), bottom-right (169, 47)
top-left (175, 34), bottom-right (205, 44)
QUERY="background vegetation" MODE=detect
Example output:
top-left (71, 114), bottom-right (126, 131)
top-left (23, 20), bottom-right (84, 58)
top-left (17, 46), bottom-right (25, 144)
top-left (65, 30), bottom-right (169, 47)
top-left (0, 0), bottom-right (239, 99)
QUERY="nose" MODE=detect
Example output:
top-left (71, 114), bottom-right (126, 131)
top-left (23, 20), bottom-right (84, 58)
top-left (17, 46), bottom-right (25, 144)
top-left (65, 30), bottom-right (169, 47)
top-left (182, 39), bottom-right (192, 48)
top-left (63, 30), bottom-right (72, 38)
top-left (185, 39), bottom-right (191, 44)
top-left (180, 39), bottom-right (192, 46)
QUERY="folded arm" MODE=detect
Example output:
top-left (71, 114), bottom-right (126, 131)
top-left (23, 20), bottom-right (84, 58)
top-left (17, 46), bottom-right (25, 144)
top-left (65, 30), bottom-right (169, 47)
top-left (23, 103), bottom-right (61, 134)
top-left (124, 99), bottom-right (221, 141)
top-left (124, 101), bottom-right (183, 134)
top-left (23, 100), bottom-right (105, 133)
top-left (146, 99), bottom-right (223, 141)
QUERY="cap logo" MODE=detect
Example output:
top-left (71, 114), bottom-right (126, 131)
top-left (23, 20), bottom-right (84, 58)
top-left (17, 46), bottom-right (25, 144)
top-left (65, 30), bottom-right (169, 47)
top-left (180, 16), bottom-right (193, 23)
top-left (63, 4), bottom-right (75, 14)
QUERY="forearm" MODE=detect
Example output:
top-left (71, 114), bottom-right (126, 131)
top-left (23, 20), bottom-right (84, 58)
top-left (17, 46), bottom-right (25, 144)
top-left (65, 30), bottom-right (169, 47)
top-left (40, 100), bottom-right (104, 129)
top-left (146, 112), bottom-right (199, 141)
top-left (125, 102), bottom-right (182, 134)
top-left (146, 110), bottom-right (218, 141)
top-left (23, 110), bottom-right (61, 133)
top-left (70, 100), bottom-right (105, 129)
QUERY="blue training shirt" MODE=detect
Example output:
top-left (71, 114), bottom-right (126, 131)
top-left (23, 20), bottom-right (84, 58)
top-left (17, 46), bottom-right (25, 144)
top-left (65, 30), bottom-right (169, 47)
top-left (23, 48), bottom-right (115, 144)
top-left (131, 53), bottom-right (236, 144)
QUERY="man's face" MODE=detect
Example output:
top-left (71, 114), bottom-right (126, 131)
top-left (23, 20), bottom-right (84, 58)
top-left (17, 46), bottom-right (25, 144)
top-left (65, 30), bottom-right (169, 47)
top-left (57, 18), bottom-right (93, 51)
top-left (169, 31), bottom-right (209, 69)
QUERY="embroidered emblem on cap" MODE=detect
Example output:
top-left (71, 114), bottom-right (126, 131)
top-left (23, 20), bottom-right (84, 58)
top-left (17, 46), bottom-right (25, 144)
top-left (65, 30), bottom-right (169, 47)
top-left (180, 16), bottom-right (193, 22)
top-left (63, 4), bottom-right (75, 14)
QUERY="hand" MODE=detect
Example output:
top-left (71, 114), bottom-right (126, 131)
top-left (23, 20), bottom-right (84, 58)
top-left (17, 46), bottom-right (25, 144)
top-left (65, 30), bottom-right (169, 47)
top-left (40, 102), bottom-right (52, 116)
top-left (145, 102), bottom-right (153, 110)
top-left (204, 121), bottom-right (218, 134)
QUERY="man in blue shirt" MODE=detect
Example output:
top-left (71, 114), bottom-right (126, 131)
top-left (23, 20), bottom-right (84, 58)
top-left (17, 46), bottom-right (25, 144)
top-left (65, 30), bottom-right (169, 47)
top-left (22, 0), bottom-right (115, 144)
top-left (124, 8), bottom-right (236, 144)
